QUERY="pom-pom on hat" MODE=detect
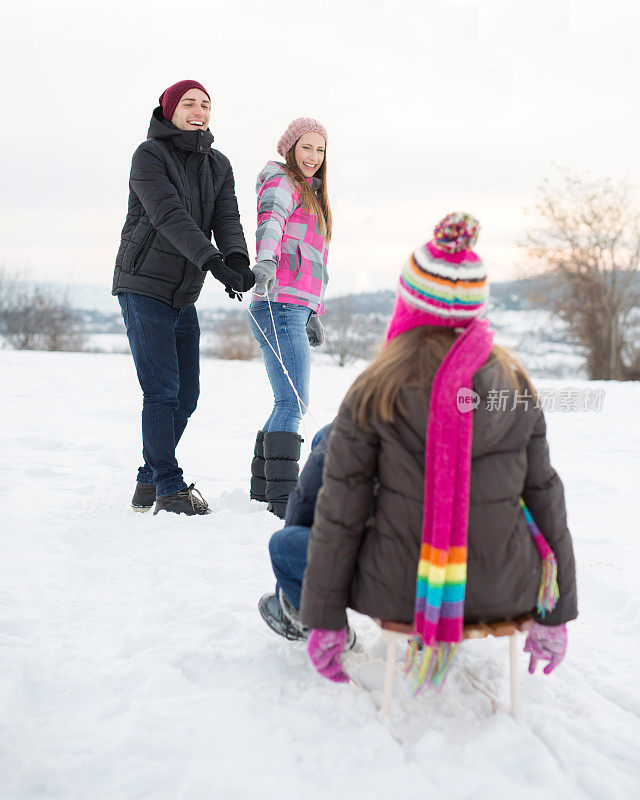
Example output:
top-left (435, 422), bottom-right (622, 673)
top-left (433, 212), bottom-right (480, 253)
top-left (159, 80), bottom-right (210, 121)
top-left (386, 213), bottom-right (488, 341)
top-left (277, 117), bottom-right (328, 158)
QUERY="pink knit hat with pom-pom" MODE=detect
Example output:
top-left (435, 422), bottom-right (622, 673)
top-left (277, 117), bottom-right (328, 157)
top-left (385, 213), bottom-right (488, 340)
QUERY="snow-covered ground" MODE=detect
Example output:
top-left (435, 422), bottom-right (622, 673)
top-left (1, 350), bottom-right (639, 800)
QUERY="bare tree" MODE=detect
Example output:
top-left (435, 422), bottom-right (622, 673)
top-left (324, 299), bottom-right (385, 367)
top-left (324, 299), bottom-right (361, 366)
top-left (209, 315), bottom-right (258, 360)
top-left (524, 169), bottom-right (640, 380)
top-left (0, 270), bottom-right (87, 352)
top-left (0, 268), bottom-right (19, 319)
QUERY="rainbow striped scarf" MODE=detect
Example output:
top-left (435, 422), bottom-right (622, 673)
top-left (520, 499), bottom-right (560, 617)
top-left (404, 319), bottom-right (559, 694)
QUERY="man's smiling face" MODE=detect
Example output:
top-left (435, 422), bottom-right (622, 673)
top-left (170, 88), bottom-right (211, 131)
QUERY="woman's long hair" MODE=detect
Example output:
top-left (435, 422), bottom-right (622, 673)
top-left (346, 326), bottom-right (535, 429)
top-left (285, 143), bottom-right (332, 242)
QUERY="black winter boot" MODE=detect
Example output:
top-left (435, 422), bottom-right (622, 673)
top-left (131, 482), bottom-right (156, 512)
top-left (258, 593), bottom-right (307, 641)
top-left (250, 430), bottom-right (267, 502)
top-left (153, 483), bottom-right (212, 516)
top-left (263, 431), bottom-right (302, 519)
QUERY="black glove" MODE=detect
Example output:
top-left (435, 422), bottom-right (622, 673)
top-left (225, 253), bottom-right (256, 293)
top-left (203, 254), bottom-right (244, 296)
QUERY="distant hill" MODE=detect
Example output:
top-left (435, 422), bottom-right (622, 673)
top-left (12, 272), bottom-right (639, 320)
top-left (3, 275), bottom-right (571, 315)
top-left (324, 272), bottom-right (640, 316)
top-left (323, 277), bottom-right (550, 316)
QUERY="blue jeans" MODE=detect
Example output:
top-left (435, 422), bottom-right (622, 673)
top-left (118, 292), bottom-right (199, 498)
top-left (268, 525), bottom-right (311, 610)
top-left (248, 301), bottom-right (312, 433)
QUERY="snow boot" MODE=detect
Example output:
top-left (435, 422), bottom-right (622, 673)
top-left (131, 482), bottom-right (156, 512)
top-left (278, 588), bottom-right (310, 637)
top-left (258, 592), bottom-right (307, 641)
top-left (250, 430), bottom-right (267, 502)
top-left (153, 483), bottom-right (212, 516)
top-left (263, 431), bottom-right (302, 519)
top-left (263, 590), bottom-right (357, 650)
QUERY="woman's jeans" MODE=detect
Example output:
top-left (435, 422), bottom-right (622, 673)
top-left (248, 301), bottom-right (312, 434)
top-left (268, 525), bottom-right (311, 610)
top-left (118, 292), bottom-right (199, 498)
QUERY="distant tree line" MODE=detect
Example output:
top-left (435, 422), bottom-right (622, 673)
top-left (0, 270), bottom-right (86, 351)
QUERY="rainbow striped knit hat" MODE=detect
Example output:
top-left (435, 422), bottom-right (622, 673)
top-left (386, 213), bottom-right (488, 341)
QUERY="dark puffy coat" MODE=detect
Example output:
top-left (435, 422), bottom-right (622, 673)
top-left (300, 357), bottom-right (578, 631)
top-left (285, 425), bottom-right (333, 528)
top-left (112, 108), bottom-right (249, 308)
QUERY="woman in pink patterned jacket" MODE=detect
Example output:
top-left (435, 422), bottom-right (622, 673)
top-left (248, 117), bottom-right (332, 518)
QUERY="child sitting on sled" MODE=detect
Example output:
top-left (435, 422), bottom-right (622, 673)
top-left (282, 214), bottom-right (577, 690)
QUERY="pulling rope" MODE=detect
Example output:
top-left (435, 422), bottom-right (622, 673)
top-left (245, 291), bottom-right (322, 445)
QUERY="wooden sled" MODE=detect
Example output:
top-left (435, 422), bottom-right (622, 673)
top-left (377, 615), bottom-right (533, 716)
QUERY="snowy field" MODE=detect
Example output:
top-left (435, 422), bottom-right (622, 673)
top-left (1, 350), bottom-right (639, 800)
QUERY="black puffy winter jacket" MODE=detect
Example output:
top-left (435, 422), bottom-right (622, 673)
top-left (112, 107), bottom-right (249, 308)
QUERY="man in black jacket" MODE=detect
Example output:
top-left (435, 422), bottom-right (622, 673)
top-left (112, 79), bottom-right (254, 516)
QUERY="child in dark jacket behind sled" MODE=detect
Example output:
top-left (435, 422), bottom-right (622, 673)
top-left (260, 213), bottom-right (577, 692)
top-left (258, 423), bottom-right (360, 648)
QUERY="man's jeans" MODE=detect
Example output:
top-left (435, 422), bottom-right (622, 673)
top-left (268, 525), bottom-right (311, 610)
top-left (118, 292), bottom-right (199, 498)
top-left (248, 301), bottom-right (312, 433)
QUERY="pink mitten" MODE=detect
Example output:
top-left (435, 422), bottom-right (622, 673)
top-left (523, 621), bottom-right (567, 675)
top-left (307, 628), bottom-right (349, 683)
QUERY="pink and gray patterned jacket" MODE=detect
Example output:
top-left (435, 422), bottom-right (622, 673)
top-left (253, 161), bottom-right (329, 314)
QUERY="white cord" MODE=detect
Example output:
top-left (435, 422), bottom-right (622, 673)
top-left (247, 291), bottom-right (321, 441)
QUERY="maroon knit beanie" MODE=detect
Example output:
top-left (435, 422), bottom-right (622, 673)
top-left (159, 80), bottom-right (210, 121)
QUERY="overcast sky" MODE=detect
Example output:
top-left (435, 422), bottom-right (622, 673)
top-left (1, 0), bottom-right (639, 303)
